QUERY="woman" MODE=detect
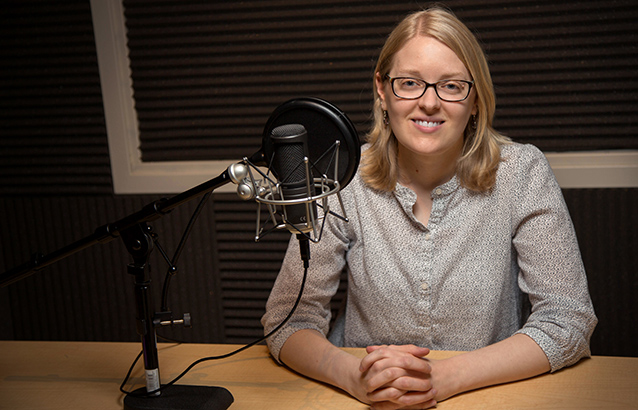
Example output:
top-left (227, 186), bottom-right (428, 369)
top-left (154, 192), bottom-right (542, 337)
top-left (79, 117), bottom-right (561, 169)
top-left (262, 6), bottom-right (597, 409)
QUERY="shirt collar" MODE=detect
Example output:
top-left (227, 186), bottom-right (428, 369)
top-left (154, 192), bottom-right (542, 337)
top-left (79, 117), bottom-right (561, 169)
top-left (395, 174), bottom-right (460, 202)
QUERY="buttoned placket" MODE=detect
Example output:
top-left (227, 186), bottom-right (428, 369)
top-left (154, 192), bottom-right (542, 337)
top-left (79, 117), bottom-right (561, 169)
top-left (417, 178), bottom-right (458, 339)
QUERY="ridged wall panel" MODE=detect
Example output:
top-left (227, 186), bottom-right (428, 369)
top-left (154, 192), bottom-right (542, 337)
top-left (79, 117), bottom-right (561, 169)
top-left (0, 1), bottom-right (636, 358)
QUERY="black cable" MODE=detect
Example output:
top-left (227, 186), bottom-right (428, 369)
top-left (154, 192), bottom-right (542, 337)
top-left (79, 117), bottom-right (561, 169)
top-left (119, 350), bottom-right (144, 395)
top-left (120, 262), bottom-right (309, 397)
top-left (122, 181), bottom-right (313, 396)
top-left (161, 191), bottom-right (212, 312)
top-left (156, 334), bottom-right (184, 344)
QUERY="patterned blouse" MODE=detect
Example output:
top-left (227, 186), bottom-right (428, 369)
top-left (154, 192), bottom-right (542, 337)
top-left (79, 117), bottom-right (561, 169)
top-left (262, 143), bottom-right (597, 372)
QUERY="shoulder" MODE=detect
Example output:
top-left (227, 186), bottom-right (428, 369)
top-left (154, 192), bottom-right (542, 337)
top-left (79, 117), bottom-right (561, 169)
top-left (497, 143), bottom-right (555, 185)
top-left (500, 142), bottom-right (547, 168)
top-left (495, 143), bottom-right (566, 223)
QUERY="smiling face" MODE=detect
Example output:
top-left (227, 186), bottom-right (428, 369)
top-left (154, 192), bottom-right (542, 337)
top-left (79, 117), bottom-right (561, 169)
top-left (376, 35), bottom-right (477, 167)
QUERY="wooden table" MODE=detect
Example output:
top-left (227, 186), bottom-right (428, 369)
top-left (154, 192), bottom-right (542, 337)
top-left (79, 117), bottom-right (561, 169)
top-left (0, 341), bottom-right (636, 409)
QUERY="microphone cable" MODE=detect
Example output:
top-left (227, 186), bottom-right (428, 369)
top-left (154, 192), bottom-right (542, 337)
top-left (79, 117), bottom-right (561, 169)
top-left (160, 191), bottom-right (212, 313)
top-left (119, 247), bottom-right (309, 397)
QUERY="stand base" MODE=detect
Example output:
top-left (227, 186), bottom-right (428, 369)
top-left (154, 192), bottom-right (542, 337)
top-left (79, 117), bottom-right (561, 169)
top-left (124, 385), bottom-right (234, 410)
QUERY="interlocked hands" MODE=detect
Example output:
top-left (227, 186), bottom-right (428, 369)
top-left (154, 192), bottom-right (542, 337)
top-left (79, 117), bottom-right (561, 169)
top-left (354, 344), bottom-right (438, 410)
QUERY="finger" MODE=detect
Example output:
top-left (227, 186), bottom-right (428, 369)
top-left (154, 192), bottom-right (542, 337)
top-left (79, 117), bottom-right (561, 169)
top-left (368, 388), bottom-right (437, 409)
top-left (367, 369), bottom-right (433, 396)
top-left (394, 389), bottom-right (438, 408)
top-left (366, 344), bottom-right (386, 354)
top-left (361, 345), bottom-right (428, 373)
top-left (367, 386), bottom-right (406, 402)
top-left (367, 344), bottom-right (431, 357)
top-left (364, 360), bottom-right (432, 392)
top-left (361, 348), bottom-right (432, 376)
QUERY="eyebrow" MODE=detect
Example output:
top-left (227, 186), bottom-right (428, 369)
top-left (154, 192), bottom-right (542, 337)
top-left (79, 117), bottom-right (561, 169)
top-left (395, 70), bottom-right (469, 80)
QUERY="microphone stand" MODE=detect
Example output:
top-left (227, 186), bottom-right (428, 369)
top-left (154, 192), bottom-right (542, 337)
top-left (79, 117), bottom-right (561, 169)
top-left (0, 160), bottom-right (263, 409)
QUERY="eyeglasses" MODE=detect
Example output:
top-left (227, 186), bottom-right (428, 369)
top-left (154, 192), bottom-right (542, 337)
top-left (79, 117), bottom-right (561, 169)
top-left (385, 74), bottom-right (474, 102)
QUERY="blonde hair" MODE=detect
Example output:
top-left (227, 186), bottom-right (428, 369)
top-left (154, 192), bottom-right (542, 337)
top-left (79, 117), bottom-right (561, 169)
top-left (361, 6), bottom-right (510, 192)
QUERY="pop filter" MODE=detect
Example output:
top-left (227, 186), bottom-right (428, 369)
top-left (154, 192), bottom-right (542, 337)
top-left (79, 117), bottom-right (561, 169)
top-left (231, 97), bottom-right (360, 244)
top-left (261, 97), bottom-right (360, 191)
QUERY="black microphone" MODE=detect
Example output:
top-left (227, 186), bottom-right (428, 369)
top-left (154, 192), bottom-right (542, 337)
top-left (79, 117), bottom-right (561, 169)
top-left (228, 97), bottom-right (361, 253)
top-left (269, 124), bottom-right (317, 235)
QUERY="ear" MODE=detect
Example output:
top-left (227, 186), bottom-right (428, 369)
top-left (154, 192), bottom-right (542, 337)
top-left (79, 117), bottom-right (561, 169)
top-left (471, 90), bottom-right (479, 116)
top-left (469, 95), bottom-right (479, 117)
top-left (375, 72), bottom-right (387, 111)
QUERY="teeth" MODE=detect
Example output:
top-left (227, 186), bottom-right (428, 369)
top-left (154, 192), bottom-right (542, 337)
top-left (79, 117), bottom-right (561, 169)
top-left (415, 120), bottom-right (442, 128)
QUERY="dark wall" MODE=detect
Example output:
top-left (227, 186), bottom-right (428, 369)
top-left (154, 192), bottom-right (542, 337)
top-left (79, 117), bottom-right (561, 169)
top-left (1, 0), bottom-right (636, 357)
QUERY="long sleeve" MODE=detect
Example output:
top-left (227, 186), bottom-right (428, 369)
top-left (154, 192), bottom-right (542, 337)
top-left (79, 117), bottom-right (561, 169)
top-left (509, 145), bottom-right (597, 371)
top-left (261, 210), bottom-right (351, 363)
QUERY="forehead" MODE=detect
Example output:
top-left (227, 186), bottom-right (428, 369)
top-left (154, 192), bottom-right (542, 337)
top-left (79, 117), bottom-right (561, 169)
top-left (392, 35), bottom-right (470, 79)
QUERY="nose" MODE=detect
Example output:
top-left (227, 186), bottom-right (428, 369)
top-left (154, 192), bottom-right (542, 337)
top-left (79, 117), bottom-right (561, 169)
top-left (418, 85), bottom-right (441, 111)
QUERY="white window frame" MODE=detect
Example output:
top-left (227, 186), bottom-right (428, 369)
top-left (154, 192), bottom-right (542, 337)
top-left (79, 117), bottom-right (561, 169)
top-left (91, 0), bottom-right (236, 195)
top-left (90, 0), bottom-right (638, 195)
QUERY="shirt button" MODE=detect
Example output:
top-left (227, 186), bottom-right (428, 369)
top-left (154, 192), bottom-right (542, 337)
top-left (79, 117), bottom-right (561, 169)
top-left (425, 233), bottom-right (431, 240)
top-left (434, 188), bottom-right (443, 195)
top-left (421, 282), bottom-right (430, 291)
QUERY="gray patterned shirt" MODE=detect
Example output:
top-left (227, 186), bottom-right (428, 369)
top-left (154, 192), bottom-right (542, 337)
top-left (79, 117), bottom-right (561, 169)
top-left (262, 143), bottom-right (597, 372)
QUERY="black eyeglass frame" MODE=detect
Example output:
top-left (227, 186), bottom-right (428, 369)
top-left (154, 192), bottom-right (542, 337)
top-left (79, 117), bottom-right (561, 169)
top-left (385, 74), bottom-right (474, 102)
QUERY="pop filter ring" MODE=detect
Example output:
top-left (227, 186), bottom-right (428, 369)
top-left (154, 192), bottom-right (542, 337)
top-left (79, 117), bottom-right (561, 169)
top-left (262, 97), bottom-right (361, 190)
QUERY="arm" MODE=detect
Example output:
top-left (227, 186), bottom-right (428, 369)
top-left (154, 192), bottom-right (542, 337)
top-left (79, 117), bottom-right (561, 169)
top-left (281, 329), bottom-right (438, 409)
top-left (509, 145), bottom-right (596, 371)
top-left (283, 330), bottom-right (549, 407)
top-left (414, 333), bottom-right (549, 401)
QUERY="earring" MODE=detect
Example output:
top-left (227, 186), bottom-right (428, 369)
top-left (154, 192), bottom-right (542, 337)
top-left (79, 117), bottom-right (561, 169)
top-left (471, 114), bottom-right (477, 129)
top-left (383, 110), bottom-right (389, 126)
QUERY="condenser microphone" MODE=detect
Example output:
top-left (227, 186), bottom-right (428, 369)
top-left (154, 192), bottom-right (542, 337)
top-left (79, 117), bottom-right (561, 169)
top-left (229, 97), bottom-right (361, 246)
top-left (269, 124), bottom-right (317, 234)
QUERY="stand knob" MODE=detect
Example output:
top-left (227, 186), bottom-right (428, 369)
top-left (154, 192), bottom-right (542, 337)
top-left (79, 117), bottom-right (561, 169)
top-left (156, 312), bottom-right (192, 328)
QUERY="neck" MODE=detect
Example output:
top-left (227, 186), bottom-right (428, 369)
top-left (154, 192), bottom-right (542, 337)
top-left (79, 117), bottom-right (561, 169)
top-left (397, 146), bottom-right (461, 192)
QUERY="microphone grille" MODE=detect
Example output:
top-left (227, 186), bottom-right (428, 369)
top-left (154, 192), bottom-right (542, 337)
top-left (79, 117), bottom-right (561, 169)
top-left (270, 124), bottom-right (309, 186)
top-left (271, 123), bottom-right (306, 138)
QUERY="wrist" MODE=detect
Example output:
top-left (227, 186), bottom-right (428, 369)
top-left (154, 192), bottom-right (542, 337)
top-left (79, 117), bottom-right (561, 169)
top-left (328, 351), bottom-right (368, 401)
top-left (429, 357), bottom-right (464, 402)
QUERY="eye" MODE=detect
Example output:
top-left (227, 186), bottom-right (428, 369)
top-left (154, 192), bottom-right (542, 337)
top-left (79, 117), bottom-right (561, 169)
top-left (440, 81), bottom-right (461, 91)
top-left (400, 79), bottom-right (421, 88)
